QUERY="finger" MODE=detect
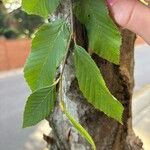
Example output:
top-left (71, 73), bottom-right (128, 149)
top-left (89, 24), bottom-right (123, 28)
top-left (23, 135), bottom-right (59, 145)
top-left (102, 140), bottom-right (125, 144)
top-left (107, 0), bottom-right (150, 45)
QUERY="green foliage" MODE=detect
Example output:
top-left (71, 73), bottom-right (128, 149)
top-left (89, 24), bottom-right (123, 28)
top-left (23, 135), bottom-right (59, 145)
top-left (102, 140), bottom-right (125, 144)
top-left (12, 8), bottom-right (44, 37)
top-left (0, 28), bottom-right (19, 39)
top-left (0, 1), bottom-right (7, 28)
top-left (22, 0), bottom-right (123, 149)
top-left (74, 45), bottom-right (123, 122)
top-left (22, 0), bottom-right (60, 18)
top-left (23, 86), bottom-right (55, 128)
top-left (0, 1), bottom-right (44, 39)
top-left (74, 0), bottom-right (121, 64)
top-left (24, 20), bottom-right (70, 91)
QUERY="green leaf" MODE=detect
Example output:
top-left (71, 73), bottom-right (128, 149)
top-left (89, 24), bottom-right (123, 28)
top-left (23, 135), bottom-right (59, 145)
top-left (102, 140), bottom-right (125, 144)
top-left (74, 0), bottom-right (122, 64)
top-left (23, 86), bottom-right (55, 128)
top-left (74, 45), bottom-right (124, 123)
top-left (24, 20), bottom-right (70, 91)
top-left (22, 0), bottom-right (60, 18)
top-left (60, 102), bottom-right (96, 150)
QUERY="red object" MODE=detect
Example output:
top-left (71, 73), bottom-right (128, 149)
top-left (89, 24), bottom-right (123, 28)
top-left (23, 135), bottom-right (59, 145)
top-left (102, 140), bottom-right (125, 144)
top-left (0, 39), bottom-right (31, 71)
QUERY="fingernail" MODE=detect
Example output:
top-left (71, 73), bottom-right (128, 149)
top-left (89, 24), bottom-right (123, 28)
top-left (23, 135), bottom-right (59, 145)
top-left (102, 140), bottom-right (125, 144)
top-left (106, 0), bottom-right (117, 6)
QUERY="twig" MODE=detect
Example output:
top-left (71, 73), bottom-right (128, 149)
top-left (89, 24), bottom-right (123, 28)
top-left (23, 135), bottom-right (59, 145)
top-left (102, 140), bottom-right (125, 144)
top-left (59, 0), bottom-right (74, 103)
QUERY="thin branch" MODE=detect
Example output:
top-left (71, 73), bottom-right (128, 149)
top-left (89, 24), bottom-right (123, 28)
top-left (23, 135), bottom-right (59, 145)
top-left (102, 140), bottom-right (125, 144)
top-left (70, 0), bottom-right (74, 34)
top-left (59, 0), bottom-right (74, 103)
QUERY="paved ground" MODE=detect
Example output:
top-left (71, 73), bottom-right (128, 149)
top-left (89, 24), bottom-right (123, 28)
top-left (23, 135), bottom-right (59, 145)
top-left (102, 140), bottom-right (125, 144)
top-left (133, 85), bottom-right (150, 150)
top-left (133, 44), bottom-right (150, 150)
top-left (0, 44), bottom-right (149, 150)
top-left (132, 44), bottom-right (150, 149)
top-left (134, 44), bottom-right (150, 90)
top-left (0, 71), bottom-right (50, 150)
top-left (0, 72), bottom-right (33, 150)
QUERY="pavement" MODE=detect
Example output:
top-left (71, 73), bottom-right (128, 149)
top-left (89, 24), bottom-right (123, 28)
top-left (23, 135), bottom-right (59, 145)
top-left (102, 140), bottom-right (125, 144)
top-left (0, 70), bottom-right (50, 150)
top-left (133, 44), bottom-right (150, 150)
top-left (134, 44), bottom-right (150, 90)
top-left (133, 85), bottom-right (150, 150)
top-left (0, 44), bottom-right (150, 150)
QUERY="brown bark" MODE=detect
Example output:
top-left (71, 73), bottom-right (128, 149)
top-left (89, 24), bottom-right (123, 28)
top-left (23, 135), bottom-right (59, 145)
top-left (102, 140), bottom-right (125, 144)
top-left (48, 1), bottom-right (143, 150)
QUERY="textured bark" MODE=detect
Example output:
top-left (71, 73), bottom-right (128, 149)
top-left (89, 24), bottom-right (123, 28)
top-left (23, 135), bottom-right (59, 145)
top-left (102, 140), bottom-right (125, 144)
top-left (48, 1), bottom-right (143, 150)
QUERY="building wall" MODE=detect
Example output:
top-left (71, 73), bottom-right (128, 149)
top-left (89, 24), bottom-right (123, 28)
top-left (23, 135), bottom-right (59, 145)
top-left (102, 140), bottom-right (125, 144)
top-left (0, 39), bottom-right (31, 71)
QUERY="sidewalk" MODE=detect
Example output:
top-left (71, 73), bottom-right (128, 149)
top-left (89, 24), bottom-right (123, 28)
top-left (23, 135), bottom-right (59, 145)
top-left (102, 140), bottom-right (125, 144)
top-left (133, 85), bottom-right (150, 150)
top-left (132, 43), bottom-right (150, 150)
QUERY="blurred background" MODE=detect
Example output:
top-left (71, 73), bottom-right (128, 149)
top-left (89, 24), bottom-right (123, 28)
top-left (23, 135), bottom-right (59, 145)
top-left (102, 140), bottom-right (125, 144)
top-left (0, 0), bottom-right (150, 150)
top-left (0, 1), bottom-right (50, 150)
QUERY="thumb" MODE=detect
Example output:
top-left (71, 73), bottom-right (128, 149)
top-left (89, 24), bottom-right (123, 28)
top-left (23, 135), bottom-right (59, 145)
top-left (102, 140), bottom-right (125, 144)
top-left (107, 0), bottom-right (150, 45)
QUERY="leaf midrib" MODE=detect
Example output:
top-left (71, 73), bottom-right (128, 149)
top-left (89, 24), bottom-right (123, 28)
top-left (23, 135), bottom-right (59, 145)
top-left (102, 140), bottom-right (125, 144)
top-left (35, 22), bottom-right (64, 89)
top-left (28, 87), bottom-right (53, 116)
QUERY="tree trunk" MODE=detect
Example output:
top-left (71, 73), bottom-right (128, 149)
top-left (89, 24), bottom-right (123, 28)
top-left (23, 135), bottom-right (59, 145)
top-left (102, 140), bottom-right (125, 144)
top-left (48, 1), bottom-right (143, 150)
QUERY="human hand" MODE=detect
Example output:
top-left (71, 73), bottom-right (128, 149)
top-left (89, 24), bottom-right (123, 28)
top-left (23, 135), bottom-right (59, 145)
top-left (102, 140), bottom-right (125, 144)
top-left (107, 0), bottom-right (150, 44)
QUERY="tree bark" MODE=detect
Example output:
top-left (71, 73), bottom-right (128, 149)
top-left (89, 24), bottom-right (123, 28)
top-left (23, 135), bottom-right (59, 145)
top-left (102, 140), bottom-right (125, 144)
top-left (48, 1), bottom-right (143, 150)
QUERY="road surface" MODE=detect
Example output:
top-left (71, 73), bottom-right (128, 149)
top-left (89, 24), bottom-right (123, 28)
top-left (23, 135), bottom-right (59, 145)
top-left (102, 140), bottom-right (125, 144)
top-left (133, 44), bottom-right (150, 150)
top-left (134, 44), bottom-right (150, 90)
top-left (0, 72), bottom-right (34, 150)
